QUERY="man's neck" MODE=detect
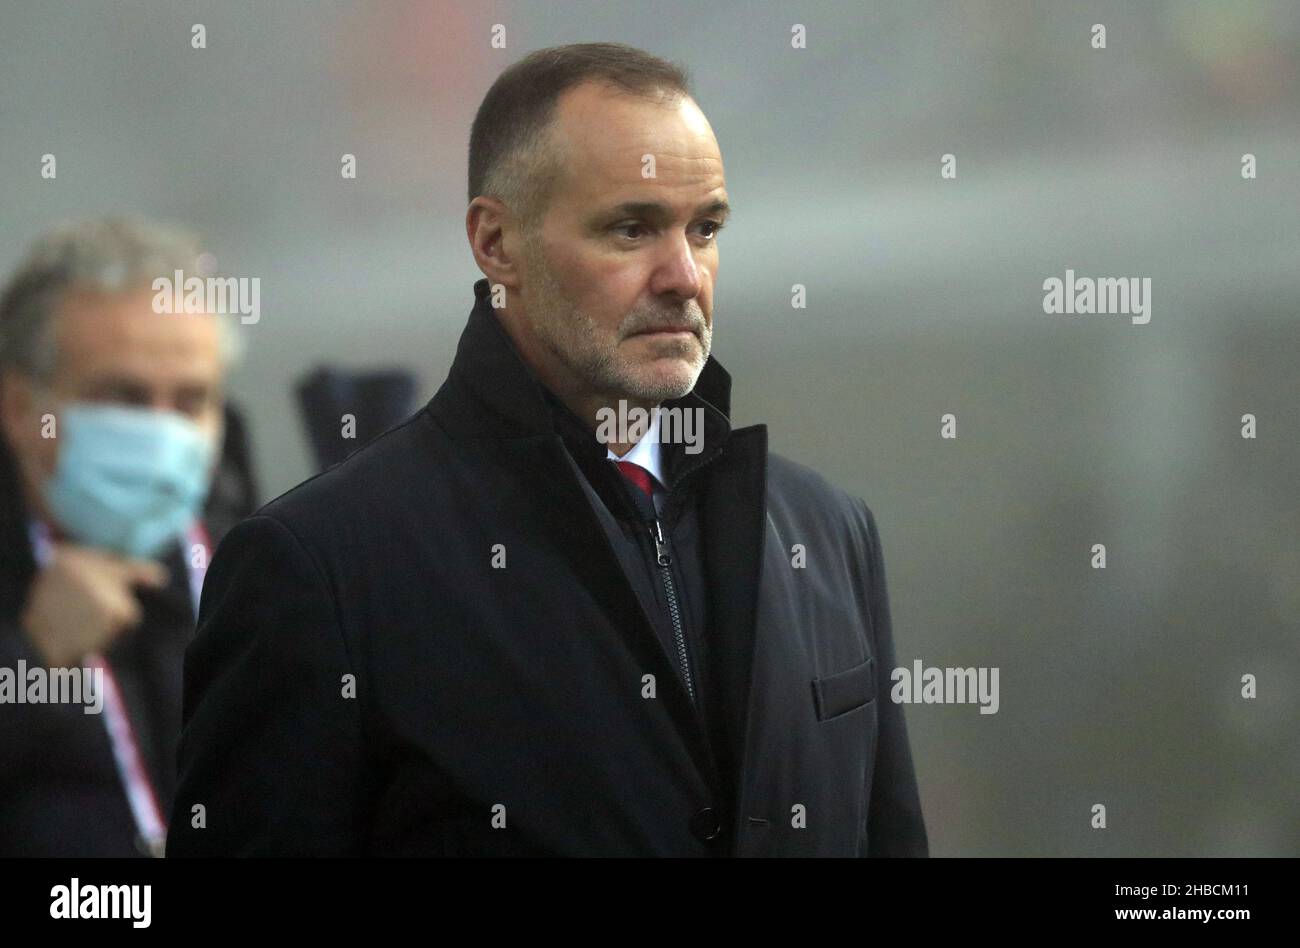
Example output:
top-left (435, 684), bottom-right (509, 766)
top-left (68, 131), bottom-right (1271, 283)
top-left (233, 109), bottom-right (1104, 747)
top-left (539, 377), bottom-right (659, 457)
top-left (491, 306), bottom-right (665, 455)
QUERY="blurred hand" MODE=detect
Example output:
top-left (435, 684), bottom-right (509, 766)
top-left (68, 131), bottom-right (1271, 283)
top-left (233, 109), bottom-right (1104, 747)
top-left (20, 543), bottom-right (169, 667)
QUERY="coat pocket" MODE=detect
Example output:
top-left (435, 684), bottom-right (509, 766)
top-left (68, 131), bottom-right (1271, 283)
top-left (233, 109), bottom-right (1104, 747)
top-left (811, 655), bottom-right (875, 721)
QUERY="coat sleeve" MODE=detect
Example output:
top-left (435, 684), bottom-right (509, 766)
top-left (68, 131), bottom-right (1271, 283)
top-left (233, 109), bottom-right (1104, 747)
top-left (858, 501), bottom-right (929, 857)
top-left (166, 513), bottom-right (366, 856)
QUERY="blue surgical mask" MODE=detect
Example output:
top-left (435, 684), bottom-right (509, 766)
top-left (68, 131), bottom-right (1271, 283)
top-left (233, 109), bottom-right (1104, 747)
top-left (42, 403), bottom-right (217, 560)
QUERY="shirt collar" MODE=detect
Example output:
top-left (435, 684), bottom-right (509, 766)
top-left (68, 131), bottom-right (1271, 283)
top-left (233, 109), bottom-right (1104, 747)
top-left (605, 406), bottom-right (665, 491)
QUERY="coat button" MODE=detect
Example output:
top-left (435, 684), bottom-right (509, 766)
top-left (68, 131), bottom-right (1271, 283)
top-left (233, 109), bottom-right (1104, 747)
top-left (690, 807), bottom-right (722, 842)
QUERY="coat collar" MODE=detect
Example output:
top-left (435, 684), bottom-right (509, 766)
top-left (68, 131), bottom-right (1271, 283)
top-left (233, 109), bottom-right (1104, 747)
top-left (431, 278), bottom-right (734, 443)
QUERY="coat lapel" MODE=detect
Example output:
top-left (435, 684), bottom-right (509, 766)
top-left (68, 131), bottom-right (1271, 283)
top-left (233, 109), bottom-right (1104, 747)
top-left (694, 423), bottom-right (768, 837)
top-left (503, 433), bottom-right (726, 784)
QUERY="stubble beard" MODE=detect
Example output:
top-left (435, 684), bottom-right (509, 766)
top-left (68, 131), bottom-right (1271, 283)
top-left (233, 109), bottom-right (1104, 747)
top-left (521, 237), bottom-right (712, 405)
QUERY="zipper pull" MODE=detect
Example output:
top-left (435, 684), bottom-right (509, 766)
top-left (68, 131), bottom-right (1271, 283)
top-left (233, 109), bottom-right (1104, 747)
top-left (650, 519), bottom-right (671, 566)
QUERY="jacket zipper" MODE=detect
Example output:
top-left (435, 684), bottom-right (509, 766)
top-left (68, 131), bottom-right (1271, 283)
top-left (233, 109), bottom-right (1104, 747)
top-left (630, 428), bottom-right (722, 708)
top-left (649, 517), bottom-right (695, 704)
top-left (650, 444), bottom-right (727, 706)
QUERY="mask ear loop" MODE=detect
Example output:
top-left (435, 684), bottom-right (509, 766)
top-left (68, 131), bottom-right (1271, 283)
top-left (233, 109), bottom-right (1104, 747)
top-left (20, 380), bottom-right (64, 498)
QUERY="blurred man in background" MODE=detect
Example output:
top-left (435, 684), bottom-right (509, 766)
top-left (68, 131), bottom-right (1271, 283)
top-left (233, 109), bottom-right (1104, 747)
top-left (0, 217), bottom-right (253, 856)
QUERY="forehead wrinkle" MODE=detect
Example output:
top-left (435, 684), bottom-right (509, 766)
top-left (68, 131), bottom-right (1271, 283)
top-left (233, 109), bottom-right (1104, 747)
top-left (588, 150), bottom-right (724, 190)
top-left (552, 101), bottom-right (724, 210)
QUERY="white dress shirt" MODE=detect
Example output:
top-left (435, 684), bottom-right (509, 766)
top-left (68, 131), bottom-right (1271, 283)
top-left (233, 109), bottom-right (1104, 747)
top-left (605, 405), bottom-right (667, 516)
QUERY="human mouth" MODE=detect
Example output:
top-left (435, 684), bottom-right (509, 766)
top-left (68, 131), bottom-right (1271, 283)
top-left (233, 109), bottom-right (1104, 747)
top-left (631, 326), bottom-right (696, 339)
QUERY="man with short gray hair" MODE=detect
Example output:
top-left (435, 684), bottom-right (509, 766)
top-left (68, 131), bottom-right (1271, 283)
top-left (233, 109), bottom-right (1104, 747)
top-left (171, 43), bottom-right (927, 857)
top-left (0, 215), bottom-right (251, 856)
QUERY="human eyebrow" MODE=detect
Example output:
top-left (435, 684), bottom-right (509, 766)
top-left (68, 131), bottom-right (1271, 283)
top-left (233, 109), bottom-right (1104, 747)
top-left (697, 199), bottom-right (731, 223)
top-left (85, 376), bottom-right (151, 403)
top-left (600, 198), bottom-right (732, 225)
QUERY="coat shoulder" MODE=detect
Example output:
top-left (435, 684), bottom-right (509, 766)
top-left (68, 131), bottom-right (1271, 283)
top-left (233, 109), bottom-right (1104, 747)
top-left (250, 407), bottom-right (444, 536)
top-left (763, 450), bottom-right (884, 571)
top-left (766, 450), bottom-right (875, 526)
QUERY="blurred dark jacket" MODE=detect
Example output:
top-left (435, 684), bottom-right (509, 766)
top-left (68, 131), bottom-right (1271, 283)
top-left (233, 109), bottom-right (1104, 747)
top-left (296, 367), bottom-right (416, 472)
top-left (0, 402), bottom-right (256, 856)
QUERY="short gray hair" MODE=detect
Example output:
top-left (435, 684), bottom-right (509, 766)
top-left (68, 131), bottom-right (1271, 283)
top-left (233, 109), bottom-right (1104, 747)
top-left (468, 43), bottom-right (693, 234)
top-left (0, 215), bottom-right (244, 381)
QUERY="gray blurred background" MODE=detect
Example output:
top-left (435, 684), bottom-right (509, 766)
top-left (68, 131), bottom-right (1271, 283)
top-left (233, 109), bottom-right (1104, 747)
top-left (1, 0), bottom-right (1295, 856)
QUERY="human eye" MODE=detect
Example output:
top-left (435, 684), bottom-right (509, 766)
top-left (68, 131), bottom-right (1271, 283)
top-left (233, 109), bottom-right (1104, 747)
top-left (612, 221), bottom-right (651, 241)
